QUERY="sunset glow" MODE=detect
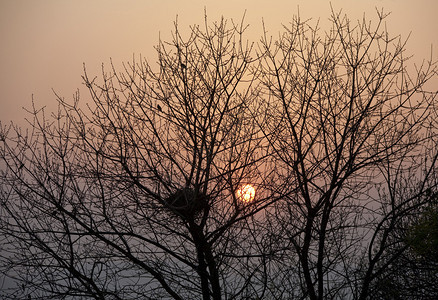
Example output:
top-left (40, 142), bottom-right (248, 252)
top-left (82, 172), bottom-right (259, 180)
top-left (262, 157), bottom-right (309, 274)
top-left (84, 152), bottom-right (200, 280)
top-left (236, 184), bottom-right (256, 203)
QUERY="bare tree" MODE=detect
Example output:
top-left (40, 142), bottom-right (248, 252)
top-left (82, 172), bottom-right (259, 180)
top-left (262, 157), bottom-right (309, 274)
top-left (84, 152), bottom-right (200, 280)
top-left (1, 9), bottom-right (438, 300)
top-left (257, 8), bottom-right (438, 299)
top-left (0, 16), bottom-right (274, 300)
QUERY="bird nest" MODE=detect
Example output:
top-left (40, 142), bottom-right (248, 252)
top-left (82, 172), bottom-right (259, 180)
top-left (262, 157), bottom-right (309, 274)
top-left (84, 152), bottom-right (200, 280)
top-left (164, 188), bottom-right (209, 219)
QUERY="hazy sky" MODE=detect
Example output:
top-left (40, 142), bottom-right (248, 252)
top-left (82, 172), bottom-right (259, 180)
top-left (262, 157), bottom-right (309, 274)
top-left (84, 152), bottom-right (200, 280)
top-left (1, 0), bottom-right (437, 124)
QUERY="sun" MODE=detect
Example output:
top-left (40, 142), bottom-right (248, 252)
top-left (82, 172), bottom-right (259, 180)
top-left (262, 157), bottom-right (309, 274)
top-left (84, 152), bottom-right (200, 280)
top-left (236, 184), bottom-right (256, 203)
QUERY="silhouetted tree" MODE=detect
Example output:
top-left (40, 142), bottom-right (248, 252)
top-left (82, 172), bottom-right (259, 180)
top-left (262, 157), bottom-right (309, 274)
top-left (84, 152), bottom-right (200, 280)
top-left (370, 194), bottom-right (438, 299)
top-left (257, 8), bottom-right (438, 300)
top-left (1, 9), bottom-right (438, 300)
top-left (0, 16), bottom-right (274, 300)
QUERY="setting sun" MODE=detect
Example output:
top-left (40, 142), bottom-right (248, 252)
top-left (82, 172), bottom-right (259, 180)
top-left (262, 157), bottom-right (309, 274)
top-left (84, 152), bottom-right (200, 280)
top-left (236, 184), bottom-right (256, 203)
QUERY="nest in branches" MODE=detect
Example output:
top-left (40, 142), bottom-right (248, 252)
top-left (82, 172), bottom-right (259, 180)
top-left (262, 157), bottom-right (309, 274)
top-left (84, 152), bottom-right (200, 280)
top-left (164, 188), bottom-right (209, 220)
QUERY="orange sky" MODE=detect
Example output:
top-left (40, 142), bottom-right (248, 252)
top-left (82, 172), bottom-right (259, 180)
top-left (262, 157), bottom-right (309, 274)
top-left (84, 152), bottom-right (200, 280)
top-left (1, 0), bottom-right (437, 124)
